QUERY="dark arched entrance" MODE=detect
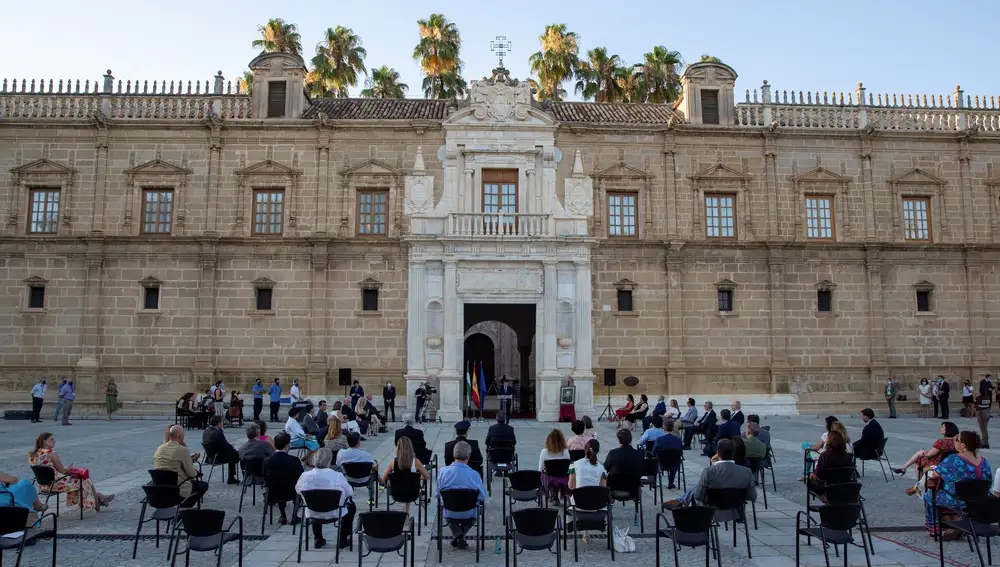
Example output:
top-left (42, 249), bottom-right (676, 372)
top-left (463, 333), bottom-right (495, 398)
top-left (464, 303), bottom-right (536, 417)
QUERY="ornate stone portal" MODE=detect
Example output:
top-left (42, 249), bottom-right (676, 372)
top-left (403, 68), bottom-right (596, 421)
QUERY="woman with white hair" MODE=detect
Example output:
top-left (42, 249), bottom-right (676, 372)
top-left (295, 447), bottom-right (357, 550)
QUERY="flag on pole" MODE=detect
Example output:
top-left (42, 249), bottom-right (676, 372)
top-left (465, 361), bottom-right (472, 411)
top-left (477, 361), bottom-right (487, 410)
top-left (471, 362), bottom-right (481, 410)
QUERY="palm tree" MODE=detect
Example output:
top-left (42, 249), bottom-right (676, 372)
top-left (638, 46), bottom-right (683, 103)
top-left (252, 18), bottom-right (303, 56)
top-left (422, 70), bottom-right (467, 99)
top-left (528, 24), bottom-right (580, 102)
top-left (239, 70), bottom-right (254, 95)
top-left (700, 54), bottom-right (724, 63)
top-left (575, 47), bottom-right (625, 102)
top-left (361, 66), bottom-right (408, 98)
top-left (308, 26), bottom-right (367, 98)
top-left (616, 65), bottom-right (646, 103)
top-left (412, 13), bottom-right (463, 99)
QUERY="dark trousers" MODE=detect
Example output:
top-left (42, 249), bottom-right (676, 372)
top-left (446, 517), bottom-right (476, 540)
top-left (269, 401), bottom-right (280, 422)
top-left (253, 398), bottom-right (263, 421)
top-left (501, 400), bottom-right (512, 423)
top-left (31, 397), bottom-right (43, 422)
top-left (310, 500), bottom-right (356, 546)
top-left (940, 397), bottom-right (950, 419)
top-left (933, 398), bottom-right (940, 417)
top-left (978, 408), bottom-right (991, 447)
top-left (212, 446), bottom-right (240, 480)
top-left (415, 400), bottom-right (425, 423)
top-left (181, 480), bottom-right (209, 508)
top-left (384, 400), bottom-right (395, 422)
top-left (683, 425), bottom-right (702, 449)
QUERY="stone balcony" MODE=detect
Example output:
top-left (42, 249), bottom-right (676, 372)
top-left (447, 212), bottom-right (551, 237)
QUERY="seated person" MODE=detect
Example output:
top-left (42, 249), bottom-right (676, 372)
top-left (301, 403), bottom-right (324, 448)
top-left (615, 395), bottom-right (635, 428)
top-left (380, 437), bottom-right (430, 514)
top-left (654, 420), bottom-right (685, 488)
top-left (807, 430), bottom-right (855, 498)
top-left (335, 432), bottom-right (377, 479)
top-left (239, 422), bottom-right (276, 462)
top-left (324, 419), bottom-right (349, 453)
top-left (352, 398), bottom-right (373, 437)
top-left (0, 471), bottom-right (46, 512)
top-left (569, 439), bottom-right (607, 489)
top-left (566, 420), bottom-right (592, 452)
top-left (644, 395), bottom-right (667, 431)
top-left (804, 415), bottom-right (839, 457)
top-left (744, 423), bottom-right (768, 461)
top-left (639, 415), bottom-right (667, 447)
top-left (708, 408), bottom-right (740, 457)
top-left (894, 421), bottom-right (958, 478)
top-left (665, 399), bottom-right (682, 420)
top-left (603, 429), bottom-right (646, 478)
top-left (284, 407), bottom-right (320, 463)
top-left (30, 432), bottom-right (115, 510)
top-left (924, 431), bottom-right (991, 540)
top-left (436, 441), bottom-right (487, 550)
top-left (154, 425), bottom-right (208, 507)
top-left (485, 412), bottom-right (516, 448)
top-left (256, 420), bottom-right (276, 450)
top-left (395, 414), bottom-right (427, 452)
top-left (295, 447), bottom-right (356, 550)
top-left (665, 439), bottom-right (757, 508)
top-left (263, 432), bottom-right (304, 525)
top-left (539, 429), bottom-right (571, 503)
top-left (202, 415), bottom-right (240, 484)
top-left (683, 401), bottom-right (716, 451)
top-left (362, 395), bottom-right (386, 433)
top-left (853, 408), bottom-right (885, 461)
top-left (444, 421), bottom-right (483, 469)
top-left (316, 400), bottom-right (330, 435)
top-left (625, 394), bottom-right (650, 431)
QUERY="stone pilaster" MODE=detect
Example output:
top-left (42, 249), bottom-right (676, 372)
top-left (767, 246), bottom-right (789, 394)
top-left (194, 237), bottom-right (218, 387)
top-left (206, 120), bottom-right (222, 234)
top-left (860, 136), bottom-right (877, 241)
top-left (75, 240), bottom-right (104, 396)
top-left (90, 122), bottom-right (109, 236)
top-left (865, 246), bottom-right (888, 391)
top-left (959, 138), bottom-right (975, 242)
top-left (665, 244), bottom-right (686, 393)
top-left (404, 258), bottom-right (428, 412)
top-left (315, 127), bottom-right (330, 235)
top-left (306, 240), bottom-right (329, 394)
top-left (437, 259), bottom-right (461, 421)
top-left (763, 134), bottom-right (780, 239)
top-left (663, 135), bottom-right (678, 239)
top-left (965, 248), bottom-right (989, 368)
top-left (571, 260), bottom-right (595, 414)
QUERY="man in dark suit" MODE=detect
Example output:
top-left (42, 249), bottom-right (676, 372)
top-left (729, 401), bottom-right (745, 428)
top-left (653, 420), bottom-right (685, 489)
top-left (382, 381), bottom-right (396, 422)
top-left (852, 408), bottom-right (885, 461)
top-left (644, 395), bottom-right (667, 430)
top-left (349, 380), bottom-right (364, 411)
top-left (498, 379), bottom-right (515, 423)
top-left (937, 377), bottom-right (951, 419)
top-left (603, 429), bottom-right (646, 477)
top-left (395, 413), bottom-right (425, 446)
top-left (202, 415), bottom-right (240, 484)
top-left (683, 401), bottom-right (717, 451)
top-left (713, 409), bottom-right (741, 450)
top-left (444, 421), bottom-right (483, 469)
top-left (665, 439), bottom-right (756, 508)
top-left (262, 432), bottom-right (304, 524)
top-left (485, 412), bottom-right (516, 448)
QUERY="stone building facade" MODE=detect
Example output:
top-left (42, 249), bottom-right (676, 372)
top-left (1, 52), bottom-right (998, 419)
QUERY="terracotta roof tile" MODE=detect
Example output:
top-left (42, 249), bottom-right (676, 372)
top-left (303, 98), bottom-right (449, 120)
top-left (550, 101), bottom-right (682, 124)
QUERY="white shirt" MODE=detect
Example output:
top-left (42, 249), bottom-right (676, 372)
top-left (991, 469), bottom-right (1000, 496)
top-left (291, 384), bottom-right (301, 402)
top-left (964, 385), bottom-right (974, 397)
top-left (664, 406), bottom-right (680, 419)
top-left (539, 449), bottom-right (570, 472)
top-left (295, 468), bottom-right (353, 520)
top-left (31, 383), bottom-right (45, 398)
top-left (285, 416), bottom-right (306, 441)
top-left (571, 458), bottom-right (605, 488)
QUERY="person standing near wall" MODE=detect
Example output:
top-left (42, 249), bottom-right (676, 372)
top-left (268, 378), bottom-right (282, 423)
top-left (30, 379), bottom-right (46, 423)
top-left (252, 378), bottom-right (265, 421)
top-left (382, 381), bottom-right (396, 422)
top-left (52, 378), bottom-right (67, 422)
top-left (60, 380), bottom-right (75, 426)
top-left (977, 393), bottom-right (991, 449)
top-left (885, 376), bottom-right (898, 419)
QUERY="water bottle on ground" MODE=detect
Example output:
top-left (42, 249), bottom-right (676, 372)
top-left (495, 536), bottom-right (502, 554)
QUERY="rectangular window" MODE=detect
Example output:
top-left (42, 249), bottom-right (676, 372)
top-left (701, 89), bottom-right (720, 124)
top-left (255, 288), bottom-right (273, 311)
top-left (718, 289), bottom-right (734, 312)
top-left (481, 169), bottom-right (518, 214)
top-left (357, 190), bottom-right (388, 235)
top-left (253, 189), bottom-right (284, 235)
top-left (141, 189), bottom-right (174, 234)
top-left (267, 81), bottom-right (287, 118)
top-left (704, 193), bottom-right (736, 239)
top-left (617, 290), bottom-right (633, 312)
top-left (607, 192), bottom-right (637, 238)
top-left (28, 286), bottom-right (46, 309)
top-left (916, 290), bottom-right (931, 312)
top-left (805, 195), bottom-right (835, 240)
top-left (28, 188), bottom-right (60, 234)
top-left (903, 197), bottom-right (931, 241)
top-left (362, 289), bottom-right (379, 311)
top-left (817, 290), bottom-right (832, 312)
top-left (143, 286), bottom-right (160, 310)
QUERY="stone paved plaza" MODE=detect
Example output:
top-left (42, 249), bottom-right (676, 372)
top-left (3, 410), bottom-right (998, 567)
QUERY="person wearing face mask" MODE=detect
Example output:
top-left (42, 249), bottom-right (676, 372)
top-left (383, 380), bottom-right (396, 423)
top-left (918, 378), bottom-right (932, 418)
top-left (252, 378), bottom-right (265, 421)
top-left (268, 378), bottom-right (282, 422)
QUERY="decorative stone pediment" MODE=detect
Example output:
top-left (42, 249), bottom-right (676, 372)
top-left (125, 159), bottom-right (192, 178)
top-left (791, 166), bottom-right (849, 184)
top-left (690, 163), bottom-right (750, 182)
top-left (913, 280), bottom-right (935, 292)
top-left (889, 167), bottom-right (946, 186)
top-left (614, 278), bottom-right (637, 291)
top-left (236, 159), bottom-right (301, 179)
top-left (564, 150), bottom-right (593, 216)
top-left (23, 275), bottom-right (48, 285)
top-left (681, 62), bottom-right (738, 85)
top-left (139, 276), bottom-right (162, 288)
top-left (446, 67), bottom-right (554, 126)
top-left (10, 158), bottom-right (77, 184)
top-left (249, 51), bottom-right (308, 73)
top-left (342, 159), bottom-right (401, 181)
top-left (252, 277), bottom-right (276, 289)
top-left (815, 280), bottom-right (837, 291)
top-left (358, 278), bottom-right (382, 290)
top-left (594, 161), bottom-right (650, 181)
top-left (715, 278), bottom-right (738, 291)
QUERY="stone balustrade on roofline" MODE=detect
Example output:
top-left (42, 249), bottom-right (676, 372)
top-left (0, 70), bottom-right (251, 120)
top-left (735, 80), bottom-right (1000, 132)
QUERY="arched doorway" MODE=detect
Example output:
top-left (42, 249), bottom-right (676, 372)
top-left (464, 303), bottom-right (537, 417)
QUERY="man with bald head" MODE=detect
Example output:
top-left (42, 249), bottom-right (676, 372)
top-left (153, 425), bottom-right (208, 507)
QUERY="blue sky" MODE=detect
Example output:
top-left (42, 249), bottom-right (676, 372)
top-left (3, 0), bottom-right (997, 102)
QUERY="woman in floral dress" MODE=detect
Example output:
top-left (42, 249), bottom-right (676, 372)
top-left (105, 378), bottom-right (119, 421)
top-left (923, 430), bottom-right (991, 539)
top-left (28, 432), bottom-right (114, 511)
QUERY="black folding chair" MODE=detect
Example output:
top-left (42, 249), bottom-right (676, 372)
top-left (542, 459), bottom-right (571, 507)
top-left (437, 488), bottom-right (485, 563)
top-left (416, 448), bottom-right (437, 499)
top-left (805, 481), bottom-right (874, 556)
top-left (564, 486), bottom-right (614, 561)
top-left (747, 458), bottom-right (768, 509)
top-left (856, 439), bottom-right (894, 482)
top-left (640, 456), bottom-right (660, 499)
top-left (705, 488), bottom-right (752, 558)
top-left (385, 470), bottom-right (427, 535)
top-left (506, 470), bottom-right (543, 527)
top-left (487, 442), bottom-right (518, 496)
top-left (608, 473), bottom-right (644, 533)
top-left (0, 505), bottom-right (57, 567)
top-left (148, 469), bottom-right (203, 509)
top-left (937, 495), bottom-right (1000, 567)
top-left (762, 445), bottom-right (778, 490)
top-left (132, 484), bottom-right (183, 560)
top-left (656, 448), bottom-right (687, 494)
top-left (238, 458), bottom-right (266, 512)
top-left (357, 510), bottom-right (415, 567)
top-left (341, 461), bottom-right (379, 510)
top-left (506, 508), bottom-right (561, 567)
top-left (30, 465), bottom-right (83, 520)
top-left (261, 470), bottom-right (299, 535)
top-left (568, 450), bottom-right (585, 462)
top-left (296, 489), bottom-right (351, 564)
top-left (169, 508), bottom-right (243, 567)
top-left (199, 444), bottom-right (232, 485)
top-left (795, 504), bottom-right (871, 567)
top-left (656, 506), bottom-right (718, 567)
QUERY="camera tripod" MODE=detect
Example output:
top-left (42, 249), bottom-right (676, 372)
top-left (598, 385), bottom-right (615, 422)
top-left (419, 394), bottom-right (444, 423)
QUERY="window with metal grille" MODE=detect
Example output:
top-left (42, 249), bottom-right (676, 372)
top-left (701, 89), bottom-right (720, 124)
top-left (255, 288), bottom-right (273, 311)
top-left (142, 189), bottom-right (174, 234)
top-left (916, 290), bottom-right (931, 312)
top-left (805, 195), bottom-right (835, 240)
top-left (608, 192), bottom-right (637, 237)
top-left (28, 286), bottom-right (45, 309)
top-left (357, 190), bottom-right (388, 235)
top-left (718, 289), bottom-right (734, 312)
top-left (267, 81), bottom-right (287, 118)
top-left (482, 169), bottom-right (518, 234)
top-left (362, 289), bottom-right (379, 311)
top-left (28, 188), bottom-right (60, 234)
top-left (902, 197), bottom-right (931, 241)
top-left (253, 189), bottom-right (284, 235)
top-left (143, 286), bottom-right (160, 310)
top-left (705, 193), bottom-right (736, 238)
top-left (817, 289), bottom-right (832, 312)
top-left (617, 289), bottom-right (633, 312)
